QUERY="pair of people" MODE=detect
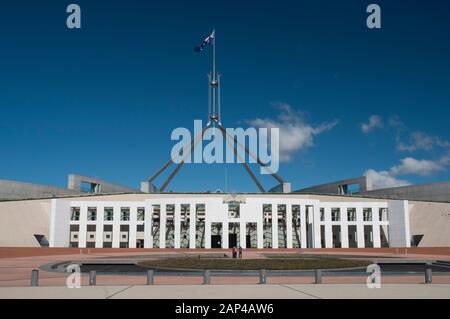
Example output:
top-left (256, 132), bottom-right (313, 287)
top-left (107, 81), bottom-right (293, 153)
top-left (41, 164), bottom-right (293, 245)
top-left (232, 246), bottom-right (243, 259)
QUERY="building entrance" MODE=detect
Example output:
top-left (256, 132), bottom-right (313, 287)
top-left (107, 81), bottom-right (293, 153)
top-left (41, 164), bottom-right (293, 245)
top-left (228, 233), bottom-right (237, 248)
top-left (211, 235), bottom-right (222, 248)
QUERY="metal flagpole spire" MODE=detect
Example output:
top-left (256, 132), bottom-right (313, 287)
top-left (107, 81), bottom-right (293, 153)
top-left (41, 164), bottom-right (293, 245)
top-left (212, 29), bottom-right (216, 81)
top-left (145, 30), bottom-right (288, 193)
top-left (209, 29), bottom-right (220, 126)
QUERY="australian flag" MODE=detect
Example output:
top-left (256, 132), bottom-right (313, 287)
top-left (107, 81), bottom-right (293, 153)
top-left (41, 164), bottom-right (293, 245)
top-left (194, 30), bottom-right (215, 52)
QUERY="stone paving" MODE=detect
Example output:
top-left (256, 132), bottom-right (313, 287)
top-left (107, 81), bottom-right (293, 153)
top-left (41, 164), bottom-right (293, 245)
top-left (1, 284), bottom-right (450, 299)
top-left (1, 247), bottom-right (450, 288)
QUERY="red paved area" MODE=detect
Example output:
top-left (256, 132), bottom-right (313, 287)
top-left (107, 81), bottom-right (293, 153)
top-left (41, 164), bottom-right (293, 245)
top-left (1, 247), bottom-right (450, 287)
top-left (2, 247), bottom-right (450, 259)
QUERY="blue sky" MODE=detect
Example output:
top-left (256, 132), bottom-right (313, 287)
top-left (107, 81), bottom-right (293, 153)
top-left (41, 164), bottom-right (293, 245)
top-left (0, 0), bottom-right (449, 192)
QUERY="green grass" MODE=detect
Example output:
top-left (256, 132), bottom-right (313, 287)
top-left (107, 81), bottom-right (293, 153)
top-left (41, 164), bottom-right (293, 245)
top-left (138, 257), bottom-right (371, 270)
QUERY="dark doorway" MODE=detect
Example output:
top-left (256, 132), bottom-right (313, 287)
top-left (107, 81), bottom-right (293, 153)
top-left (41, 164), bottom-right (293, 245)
top-left (211, 235), bottom-right (222, 248)
top-left (34, 234), bottom-right (49, 247)
top-left (412, 234), bottom-right (424, 247)
top-left (246, 235), bottom-right (251, 248)
top-left (229, 234), bottom-right (237, 248)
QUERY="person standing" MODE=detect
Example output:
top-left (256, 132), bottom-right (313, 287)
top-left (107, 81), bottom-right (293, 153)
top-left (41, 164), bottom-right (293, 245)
top-left (232, 246), bottom-right (237, 258)
top-left (238, 246), bottom-right (243, 259)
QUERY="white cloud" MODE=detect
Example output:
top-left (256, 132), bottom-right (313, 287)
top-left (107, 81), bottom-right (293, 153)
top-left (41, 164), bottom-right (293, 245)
top-left (365, 153), bottom-right (450, 189)
top-left (397, 131), bottom-right (450, 152)
top-left (389, 157), bottom-right (445, 176)
top-left (440, 153), bottom-right (450, 166)
top-left (248, 103), bottom-right (338, 162)
top-left (388, 115), bottom-right (406, 129)
top-left (364, 169), bottom-right (410, 189)
top-left (360, 115), bottom-right (383, 133)
top-left (363, 115), bottom-right (450, 189)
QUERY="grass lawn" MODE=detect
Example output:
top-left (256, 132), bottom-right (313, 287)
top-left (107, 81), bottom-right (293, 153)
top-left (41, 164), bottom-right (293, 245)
top-left (138, 257), bottom-right (371, 270)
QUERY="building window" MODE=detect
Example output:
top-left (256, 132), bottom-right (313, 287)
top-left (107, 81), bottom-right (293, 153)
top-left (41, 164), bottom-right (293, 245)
top-left (263, 204), bottom-right (272, 226)
top-left (87, 208), bottom-right (97, 221)
top-left (121, 208), bottom-right (130, 221)
top-left (228, 201), bottom-right (240, 218)
top-left (379, 208), bottom-right (388, 221)
top-left (152, 205), bottom-right (161, 224)
top-left (196, 204), bottom-right (205, 221)
top-left (331, 208), bottom-right (340, 222)
top-left (70, 207), bottom-right (80, 221)
top-left (363, 208), bottom-right (372, 221)
top-left (320, 208), bottom-right (325, 221)
top-left (347, 208), bottom-right (356, 222)
top-left (89, 234), bottom-right (94, 239)
top-left (104, 208), bottom-right (114, 221)
top-left (166, 205), bottom-right (175, 224)
top-left (292, 205), bottom-right (301, 225)
top-left (137, 208), bottom-right (145, 221)
top-left (181, 204), bottom-right (190, 223)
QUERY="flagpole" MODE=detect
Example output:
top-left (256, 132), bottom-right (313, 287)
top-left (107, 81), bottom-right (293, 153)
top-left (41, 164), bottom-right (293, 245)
top-left (212, 30), bottom-right (216, 125)
top-left (212, 30), bottom-right (216, 82)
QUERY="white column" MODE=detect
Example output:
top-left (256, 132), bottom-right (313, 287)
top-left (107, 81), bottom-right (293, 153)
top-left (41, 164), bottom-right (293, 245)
top-left (222, 221), bottom-right (229, 249)
top-left (240, 222), bottom-right (246, 249)
top-left (50, 199), bottom-right (71, 248)
top-left (340, 207), bottom-right (349, 248)
top-left (95, 206), bottom-right (104, 248)
top-left (128, 206), bottom-right (137, 248)
top-left (372, 207), bottom-right (381, 248)
top-left (78, 206), bottom-right (87, 248)
top-left (189, 203), bottom-right (196, 249)
top-left (205, 221), bottom-right (211, 249)
top-left (257, 216), bottom-right (264, 249)
top-left (325, 207), bottom-right (332, 248)
top-left (356, 207), bottom-right (365, 248)
top-left (144, 202), bottom-right (152, 248)
top-left (286, 204), bottom-right (293, 249)
top-left (387, 200), bottom-right (410, 248)
top-left (174, 204), bottom-right (181, 249)
top-left (312, 204), bottom-right (322, 248)
top-left (112, 206), bottom-right (120, 248)
top-left (300, 205), bottom-right (307, 248)
top-left (159, 204), bottom-right (166, 249)
top-left (271, 204), bottom-right (278, 249)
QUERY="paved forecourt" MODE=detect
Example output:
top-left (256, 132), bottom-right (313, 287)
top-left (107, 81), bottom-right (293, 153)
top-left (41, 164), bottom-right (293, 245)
top-left (1, 284), bottom-right (450, 299)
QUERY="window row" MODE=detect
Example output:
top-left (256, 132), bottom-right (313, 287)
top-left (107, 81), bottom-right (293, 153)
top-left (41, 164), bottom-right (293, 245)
top-left (70, 207), bottom-right (145, 222)
top-left (319, 208), bottom-right (388, 222)
top-left (70, 204), bottom-right (207, 222)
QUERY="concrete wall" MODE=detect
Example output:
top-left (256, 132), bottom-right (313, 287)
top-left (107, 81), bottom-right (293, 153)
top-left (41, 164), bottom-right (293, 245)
top-left (0, 199), bottom-right (51, 247)
top-left (296, 177), bottom-right (370, 195)
top-left (0, 175), bottom-right (140, 201)
top-left (68, 174), bottom-right (139, 194)
top-left (409, 201), bottom-right (450, 247)
top-left (0, 179), bottom-right (79, 200)
top-left (362, 181), bottom-right (450, 202)
top-left (268, 183), bottom-right (292, 193)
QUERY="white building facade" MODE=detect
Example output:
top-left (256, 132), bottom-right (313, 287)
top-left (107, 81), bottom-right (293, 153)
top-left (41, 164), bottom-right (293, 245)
top-left (49, 194), bottom-right (411, 249)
